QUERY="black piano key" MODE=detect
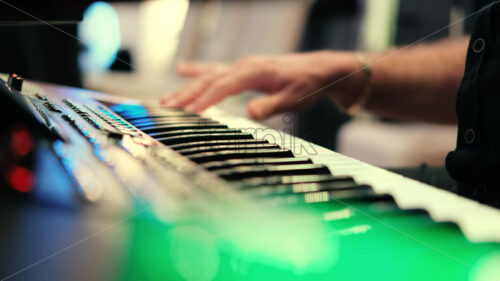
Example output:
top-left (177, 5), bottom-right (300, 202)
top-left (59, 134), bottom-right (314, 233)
top-left (260, 189), bottom-right (392, 206)
top-left (290, 181), bottom-right (365, 193)
top-left (187, 149), bottom-right (294, 164)
top-left (149, 129), bottom-right (242, 139)
top-left (302, 189), bottom-right (392, 203)
top-left (178, 143), bottom-right (280, 156)
top-left (245, 182), bottom-right (370, 197)
top-left (121, 110), bottom-right (187, 117)
top-left (202, 157), bottom-right (313, 170)
top-left (169, 139), bottom-right (270, 150)
top-left (120, 105), bottom-right (183, 109)
top-left (119, 107), bottom-right (190, 115)
top-left (139, 124), bottom-right (228, 133)
top-left (121, 111), bottom-right (197, 119)
top-left (130, 116), bottom-right (214, 123)
top-left (123, 113), bottom-right (200, 122)
top-left (110, 105), bottom-right (186, 116)
top-left (237, 174), bottom-right (355, 189)
top-left (131, 119), bottom-right (218, 127)
top-left (216, 164), bottom-right (331, 180)
top-left (137, 108), bottom-right (186, 113)
top-left (158, 133), bottom-right (255, 146)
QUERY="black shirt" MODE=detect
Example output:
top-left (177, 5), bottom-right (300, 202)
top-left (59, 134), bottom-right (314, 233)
top-left (446, 0), bottom-right (500, 203)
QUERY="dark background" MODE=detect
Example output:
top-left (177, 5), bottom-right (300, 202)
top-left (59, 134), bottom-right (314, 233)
top-left (0, 1), bottom-right (92, 22)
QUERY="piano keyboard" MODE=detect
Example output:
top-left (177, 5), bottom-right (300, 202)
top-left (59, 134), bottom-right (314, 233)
top-left (106, 102), bottom-right (500, 243)
top-left (4, 75), bottom-right (500, 281)
top-left (203, 107), bottom-right (500, 242)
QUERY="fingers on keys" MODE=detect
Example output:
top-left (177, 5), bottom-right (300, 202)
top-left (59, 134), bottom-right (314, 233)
top-left (163, 62), bottom-right (270, 112)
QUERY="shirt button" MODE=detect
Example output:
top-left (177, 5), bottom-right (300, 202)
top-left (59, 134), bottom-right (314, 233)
top-left (474, 184), bottom-right (488, 198)
top-left (472, 38), bottom-right (485, 53)
top-left (464, 129), bottom-right (475, 144)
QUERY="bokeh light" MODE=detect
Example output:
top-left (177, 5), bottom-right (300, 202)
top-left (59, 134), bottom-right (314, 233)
top-left (79, 1), bottom-right (121, 71)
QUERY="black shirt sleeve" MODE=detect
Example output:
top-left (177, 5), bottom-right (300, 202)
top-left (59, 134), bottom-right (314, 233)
top-left (446, 0), bottom-right (500, 204)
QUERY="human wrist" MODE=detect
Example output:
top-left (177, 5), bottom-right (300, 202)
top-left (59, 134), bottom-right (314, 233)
top-left (346, 52), bottom-right (373, 114)
top-left (308, 50), bottom-right (373, 111)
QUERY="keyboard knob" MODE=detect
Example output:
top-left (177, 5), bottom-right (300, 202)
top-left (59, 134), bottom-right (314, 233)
top-left (7, 74), bottom-right (23, 91)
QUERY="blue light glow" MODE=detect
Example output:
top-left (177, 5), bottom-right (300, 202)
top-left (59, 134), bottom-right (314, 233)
top-left (79, 1), bottom-right (121, 71)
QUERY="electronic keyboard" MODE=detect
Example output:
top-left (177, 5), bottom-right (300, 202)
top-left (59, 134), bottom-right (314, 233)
top-left (1, 74), bottom-right (499, 281)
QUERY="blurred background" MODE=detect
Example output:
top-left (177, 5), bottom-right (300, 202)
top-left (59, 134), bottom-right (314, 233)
top-left (0, 0), bottom-right (476, 170)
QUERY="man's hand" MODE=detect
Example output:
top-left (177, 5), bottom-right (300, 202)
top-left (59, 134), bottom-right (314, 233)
top-left (161, 51), bottom-right (365, 120)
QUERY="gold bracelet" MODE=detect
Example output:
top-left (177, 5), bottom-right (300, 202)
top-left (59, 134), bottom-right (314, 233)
top-left (347, 52), bottom-right (373, 114)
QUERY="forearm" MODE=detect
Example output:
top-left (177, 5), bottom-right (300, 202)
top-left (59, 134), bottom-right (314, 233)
top-left (364, 38), bottom-right (469, 124)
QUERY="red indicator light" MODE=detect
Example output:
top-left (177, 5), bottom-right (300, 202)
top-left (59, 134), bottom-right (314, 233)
top-left (10, 127), bottom-right (34, 156)
top-left (7, 166), bottom-right (34, 193)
